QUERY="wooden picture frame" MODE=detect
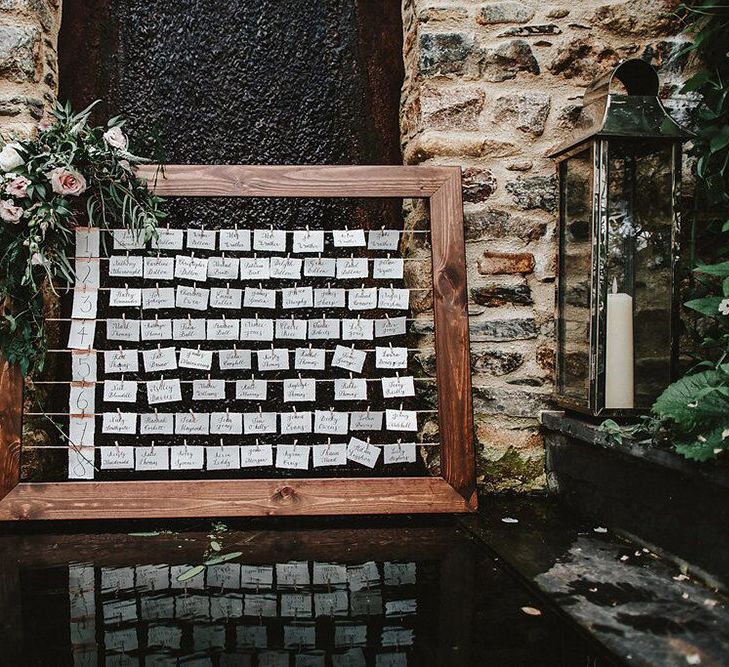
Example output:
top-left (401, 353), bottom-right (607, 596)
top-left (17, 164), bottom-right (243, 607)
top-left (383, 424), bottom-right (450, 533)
top-left (0, 165), bottom-right (476, 520)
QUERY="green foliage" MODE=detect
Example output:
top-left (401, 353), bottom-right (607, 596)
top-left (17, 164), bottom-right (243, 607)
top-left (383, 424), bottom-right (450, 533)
top-left (0, 101), bottom-right (165, 375)
top-left (649, 3), bottom-right (729, 461)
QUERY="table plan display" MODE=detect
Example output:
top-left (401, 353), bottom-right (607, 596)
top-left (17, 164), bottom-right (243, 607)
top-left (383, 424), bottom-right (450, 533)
top-left (60, 223), bottom-right (436, 479)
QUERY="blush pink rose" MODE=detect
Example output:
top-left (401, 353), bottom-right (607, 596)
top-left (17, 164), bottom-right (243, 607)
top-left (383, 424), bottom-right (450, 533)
top-left (5, 175), bottom-right (30, 198)
top-left (0, 199), bottom-right (23, 223)
top-left (47, 167), bottom-right (87, 196)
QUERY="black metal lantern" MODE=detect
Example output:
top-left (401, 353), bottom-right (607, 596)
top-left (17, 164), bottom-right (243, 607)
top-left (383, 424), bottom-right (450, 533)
top-left (552, 59), bottom-right (690, 416)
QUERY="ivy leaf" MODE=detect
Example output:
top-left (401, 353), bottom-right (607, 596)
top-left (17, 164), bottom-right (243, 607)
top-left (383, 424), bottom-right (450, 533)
top-left (685, 296), bottom-right (725, 318)
top-left (694, 260), bottom-right (729, 277)
top-left (674, 426), bottom-right (729, 462)
top-left (653, 370), bottom-right (729, 431)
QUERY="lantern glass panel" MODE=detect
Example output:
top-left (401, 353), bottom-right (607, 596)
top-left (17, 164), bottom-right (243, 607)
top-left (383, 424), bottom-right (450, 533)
top-left (558, 147), bottom-right (593, 405)
top-left (604, 139), bottom-right (674, 409)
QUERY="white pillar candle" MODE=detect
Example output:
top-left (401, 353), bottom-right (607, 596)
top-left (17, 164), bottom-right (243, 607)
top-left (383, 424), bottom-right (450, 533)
top-left (605, 278), bottom-right (634, 409)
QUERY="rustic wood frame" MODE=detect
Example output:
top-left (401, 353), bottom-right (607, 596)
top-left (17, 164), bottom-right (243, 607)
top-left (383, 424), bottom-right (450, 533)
top-left (0, 165), bottom-right (476, 520)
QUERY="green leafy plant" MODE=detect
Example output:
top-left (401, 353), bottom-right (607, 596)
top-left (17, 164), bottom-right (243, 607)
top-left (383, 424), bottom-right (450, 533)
top-left (0, 100), bottom-right (165, 375)
top-left (649, 2), bottom-right (729, 461)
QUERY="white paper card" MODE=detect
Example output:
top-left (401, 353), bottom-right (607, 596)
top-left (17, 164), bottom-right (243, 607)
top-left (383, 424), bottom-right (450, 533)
top-left (381, 376), bottom-right (415, 398)
top-left (219, 228), bottom-right (251, 251)
top-left (308, 318), bottom-right (339, 340)
top-left (236, 379), bottom-right (267, 400)
top-left (69, 384), bottom-right (94, 414)
top-left (210, 411), bottom-right (243, 435)
top-left (104, 348), bottom-right (138, 373)
top-left (314, 287), bottom-right (345, 308)
top-left (276, 445), bottom-right (310, 470)
top-left (341, 319), bottom-right (374, 341)
top-left (152, 228), bottom-right (184, 250)
top-left (276, 562), bottom-right (310, 587)
top-left (108, 255), bottom-right (143, 278)
top-left (240, 445), bottom-right (273, 467)
top-left (208, 256), bottom-right (239, 280)
top-left (239, 257), bottom-right (270, 280)
top-left (142, 346), bottom-right (177, 373)
top-left (140, 318), bottom-right (172, 341)
top-left (257, 348), bottom-right (289, 371)
top-left (349, 411), bottom-right (384, 431)
top-left (208, 319), bottom-right (240, 340)
top-left (207, 446), bottom-right (240, 470)
top-left (75, 227), bottom-right (100, 258)
top-left (192, 379), bottom-right (226, 400)
top-left (336, 257), bottom-right (368, 279)
top-left (332, 229), bottom-right (366, 247)
top-left (210, 287), bottom-right (242, 309)
top-left (375, 346), bottom-right (408, 369)
top-left (187, 228), bottom-right (216, 250)
top-left (175, 413), bottom-right (210, 435)
top-left (103, 380), bottom-right (137, 403)
top-left (173, 318), bottom-right (206, 340)
top-left (374, 316), bottom-right (407, 338)
top-left (101, 446), bottom-right (134, 469)
top-left (276, 319), bottom-right (307, 340)
top-left (147, 378), bottom-right (182, 405)
top-left (304, 257), bottom-right (336, 277)
top-left (270, 257), bottom-right (302, 280)
top-left (244, 287), bottom-right (276, 309)
top-left (331, 345), bottom-right (366, 373)
top-left (253, 228), bottom-right (286, 252)
top-left (383, 443), bottom-right (416, 464)
top-left (283, 378), bottom-right (316, 402)
top-left (170, 445), bottom-right (204, 469)
top-left (368, 229), bottom-right (400, 250)
top-left (179, 347), bottom-right (213, 370)
top-left (219, 348), bottom-right (252, 371)
top-left (334, 378), bottom-right (367, 401)
top-left (348, 287), bottom-right (377, 310)
top-left (144, 256), bottom-right (175, 280)
top-left (142, 287), bottom-right (175, 309)
top-left (140, 412), bottom-right (174, 435)
top-left (135, 446), bottom-right (170, 471)
top-left (293, 230), bottom-right (324, 253)
top-left (68, 319), bottom-right (96, 350)
top-left (378, 288), bottom-right (410, 310)
top-left (244, 411), bottom-right (277, 434)
top-left (313, 563), bottom-right (348, 586)
top-left (72, 289), bottom-right (98, 318)
top-left (280, 411), bottom-right (312, 434)
top-left (175, 255), bottom-right (208, 282)
top-left (69, 415), bottom-right (95, 447)
top-left (373, 258), bottom-right (404, 279)
top-left (75, 258), bottom-right (101, 286)
top-left (176, 285), bottom-right (209, 310)
top-left (240, 318), bottom-right (274, 341)
top-left (72, 351), bottom-right (97, 382)
top-left (295, 347), bottom-right (326, 370)
top-left (314, 410), bottom-right (348, 435)
top-left (113, 229), bottom-right (146, 250)
top-left (102, 412), bottom-right (137, 434)
top-left (107, 318), bottom-right (140, 342)
top-left (385, 409), bottom-right (418, 432)
top-left (347, 437), bottom-right (380, 468)
top-left (312, 443), bottom-right (347, 467)
top-left (281, 286), bottom-right (312, 308)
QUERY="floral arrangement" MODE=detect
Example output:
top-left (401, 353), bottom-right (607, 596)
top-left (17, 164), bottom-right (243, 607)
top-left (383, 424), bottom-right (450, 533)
top-left (0, 101), bottom-right (165, 375)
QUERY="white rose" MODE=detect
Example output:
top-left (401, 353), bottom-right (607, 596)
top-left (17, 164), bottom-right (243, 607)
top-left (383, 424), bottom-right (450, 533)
top-left (103, 126), bottom-right (128, 151)
top-left (0, 143), bottom-right (24, 172)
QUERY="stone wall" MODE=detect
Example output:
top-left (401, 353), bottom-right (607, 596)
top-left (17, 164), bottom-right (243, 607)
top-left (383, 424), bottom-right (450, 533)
top-left (401, 0), bottom-right (689, 492)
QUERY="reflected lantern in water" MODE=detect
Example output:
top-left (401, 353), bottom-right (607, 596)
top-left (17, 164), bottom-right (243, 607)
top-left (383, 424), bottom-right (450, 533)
top-left (551, 59), bottom-right (690, 416)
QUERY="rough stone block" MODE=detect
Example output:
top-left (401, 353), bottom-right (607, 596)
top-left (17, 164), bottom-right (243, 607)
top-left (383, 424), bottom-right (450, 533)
top-left (471, 284), bottom-right (533, 307)
top-left (0, 93), bottom-right (43, 117)
top-left (464, 208), bottom-right (547, 242)
top-left (471, 349), bottom-right (525, 375)
top-left (591, 1), bottom-right (678, 37)
top-left (548, 37), bottom-right (619, 81)
top-left (0, 0), bottom-right (54, 31)
top-left (418, 32), bottom-right (474, 76)
top-left (492, 92), bottom-right (551, 136)
top-left (0, 23), bottom-right (40, 82)
top-left (477, 250), bottom-right (535, 275)
top-left (418, 6), bottom-right (469, 23)
top-left (498, 24), bottom-right (563, 38)
top-left (478, 39), bottom-right (539, 82)
top-left (470, 317), bottom-right (537, 342)
top-left (473, 385), bottom-right (553, 417)
top-left (536, 345), bottom-right (555, 375)
top-left (462, 167), bottom-right (497, 202)
top-left (506, 175), bottom-right (557, 212)
top-left (421, 86), bottom-right (484, 130)
top-left (405, 132), bottom-right (518, 162)
top-left (476, 2), bottom-right (534, 25)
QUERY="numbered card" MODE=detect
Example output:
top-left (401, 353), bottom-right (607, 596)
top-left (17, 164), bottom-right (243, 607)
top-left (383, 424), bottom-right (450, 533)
top-left (276, 318), bottom-right (307, 340)
top-left (135, 445), bottom-right (170, 471)
top-left (72, 289), bottom-right (99, 318)
top-left (173, 318), bottom-right (206, 340)
top-left (334, 378), bottom-right (367, 401)
top-left (240, 444), bottom-right (273, 468)
top-left (280, 411), bottom-right (312, 434)
top-left (244, 411), bottom-right (277, 434)
top-left (72, 351), bottom-right (97, 382)
top-left (293, 230), bottom-right (324, 253)
top-left (75, 227), bottom-right (100, 258)
top-left (244, 287), bottom-right (276, 309)
top-left (175, 412), bottom-right (210, 435)
top-left (69, 415), bottom-right (95, 449)
top-left (176, 285), bottom-right (209, 310)
top-left (349, 410), bottom-right (384, 431)
top-left (147, 378), bottom-right (182, 405)
top-left (295, 347), bottom-right (326, 370)
top-left (314, 410), bottom-right (348, 435)
top-left (210, 411), bottom-right (243, 435)
top-left (346, 437), bottom-right (380, 468)
top-left (341, 319), bottom-right (374, 341)
top-left (140, 318), bottom-right (172, 341)
top-left (143, 256), bottom-right (175, 280)
top-left (270, 256), bottom-right (302, 280)
top-left (375, 346), bottom-right (408, 369)
top-left (219, 348), bottom-right (252, 371)
top-left (142, 346), bottom-right (177, 372)
top-left (103, 379), bottom-right (137, 403)
top-left (281, 285), bottom-right (312, 308)
top-left (175, 255), bottom-right (208, 282)
top-left (68, 319), bottom-right (96, 350)
top-left (113, 228), bottom-right (146, 250)
top-left (192, 378), bottom-right (226, 400)
top-left (235, 379), bottom-right (267, 400)
top-left (187, 228), bottom-right (216, 250)
top-left (207, 318), bottom-right (240, 340)
top-left (102, 412), bottom-right (137, 434)
top-left (240, 317), bottom-right (274, 341)
top-left (219, 228), bottom-right (251, 251)
top-left (179, 347), bottom-right (213, 370)
top-left (100, 446), bottom-right (134, 469)
top-left (75, 258), bottom-right (101, 286)
top-left (108, 254), bottom-right (143, 278)
top-left (331, 345), bottom-right (366, 373)
top-left (257, 347), bottom-right (289, 371)
top-left (283, 377), bottom-right (316, 402)
top-left (170, 445), bottom-right (204, 469)
top-left (372, 257), bottom-right (404, 279)
top-left (275, 445), bottom-right (310, 469)
top-left (381, 375), bottom-right (415, 398)
top-left (312, 443), bottom-right (347, 467)
top-left (348, 287), bottom-right (377, 310)
top-left (336, 257), bottom-right (368, 279)
top-left (378, 287), bottom-right (410, 310)
top-left (107, 318), bottom-right (140, 342)
top-left (140, 412), bottom-right (174, 435)
top-left (304, 256), bottom-right (336, 277)
top-left (383, 443), bottom-right (416, 464)
top-left (152, 227), bottom-right (184, 250)
top-left (207, 446), bottom-right (240, 470)
top-left (142, 286), bottom-right (175, 309)
top-left (253, 228), bottom-right (286, 252)
top-left (332, 229), bottom-right (366, 247)
top-left (239, 256), bottom-right (270, 280)
top-left (104, 348), bottom-right (138, 373)
top-left (208, 255), bottom-right (239, 279)
top-left (308, 318), bottom-right (339, 340)
top-left (314, 287), bottom-right (345, 308)
top-left (385, 408), bottom-right (418, 432)
top-left (368, 229), bottom-right (400, 250)
top-left (210, 286), bottom-right (242, 309)
top-left (374, 316), bottom-right (407, 338)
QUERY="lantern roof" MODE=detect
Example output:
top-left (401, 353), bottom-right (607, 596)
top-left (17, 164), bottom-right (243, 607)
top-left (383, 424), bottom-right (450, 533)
top-left (549, 59), bottom-right (691, 158)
